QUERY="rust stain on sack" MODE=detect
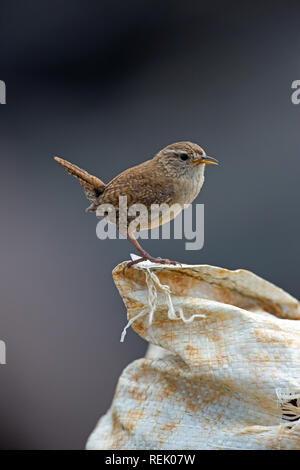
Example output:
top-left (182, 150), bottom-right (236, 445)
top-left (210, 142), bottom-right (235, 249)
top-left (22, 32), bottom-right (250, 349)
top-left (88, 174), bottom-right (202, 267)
top-left (160, 380), bottom-right (178, 399)
top-left (132, 320), bottom-right (146, 337)
top-left (124, 409), bottom-right (145, 431)
top-left (253, 328), bottom-right (295, 347)
top-left (160, 421), bottom-right (179, 433)
top-left (185, 398), bottom-right (199, 413)
top-left (184, 344), bottom-right (202, 362)
top-left (129, 388), bottom-right (146, 402)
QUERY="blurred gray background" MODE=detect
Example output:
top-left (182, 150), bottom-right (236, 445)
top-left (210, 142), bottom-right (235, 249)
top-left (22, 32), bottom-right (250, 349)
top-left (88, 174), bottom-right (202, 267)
top-left (0, 0), bottom-right (299, 449)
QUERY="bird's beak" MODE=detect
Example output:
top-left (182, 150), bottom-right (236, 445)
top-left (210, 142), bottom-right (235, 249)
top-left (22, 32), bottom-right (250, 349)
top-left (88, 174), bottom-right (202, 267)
top-left (190, 156), bottom-right (219, 166)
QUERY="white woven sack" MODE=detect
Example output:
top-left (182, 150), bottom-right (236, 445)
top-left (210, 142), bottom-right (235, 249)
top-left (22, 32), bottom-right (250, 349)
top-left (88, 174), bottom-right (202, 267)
top-left (86, 262), bottom-right (300, 450)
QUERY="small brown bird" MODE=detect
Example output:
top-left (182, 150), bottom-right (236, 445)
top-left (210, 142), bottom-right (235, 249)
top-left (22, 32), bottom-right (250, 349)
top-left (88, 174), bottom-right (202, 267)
top-left (54, 141), bottom-right (218, 268)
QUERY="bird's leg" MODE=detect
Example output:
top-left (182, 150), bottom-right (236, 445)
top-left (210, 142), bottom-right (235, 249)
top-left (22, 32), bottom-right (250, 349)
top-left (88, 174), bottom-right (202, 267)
top-left (124, 232), bottom-right (180, 271)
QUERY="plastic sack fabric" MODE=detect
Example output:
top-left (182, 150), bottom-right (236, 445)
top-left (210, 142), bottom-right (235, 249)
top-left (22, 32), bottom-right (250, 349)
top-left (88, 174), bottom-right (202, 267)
top-left (86, 262), bottom-right (300, 450)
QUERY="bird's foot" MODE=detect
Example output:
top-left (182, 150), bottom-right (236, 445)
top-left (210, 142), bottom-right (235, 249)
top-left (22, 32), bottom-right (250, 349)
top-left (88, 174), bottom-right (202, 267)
top-left (148, 256), bottom-right (179, 266)
top-left (123, 257), bottom-right (147, 273)
top-left (123, 255), bottom-right (180, 274)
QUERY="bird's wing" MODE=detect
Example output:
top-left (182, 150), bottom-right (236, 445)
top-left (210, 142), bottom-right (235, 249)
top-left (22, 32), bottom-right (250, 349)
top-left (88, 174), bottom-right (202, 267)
top-left (100, 161), bottom-right (175, 208)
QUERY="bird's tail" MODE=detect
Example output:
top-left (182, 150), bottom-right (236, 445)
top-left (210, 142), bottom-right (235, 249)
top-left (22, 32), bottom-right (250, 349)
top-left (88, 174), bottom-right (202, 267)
top-left (54, 156), bottom-right (106, 212)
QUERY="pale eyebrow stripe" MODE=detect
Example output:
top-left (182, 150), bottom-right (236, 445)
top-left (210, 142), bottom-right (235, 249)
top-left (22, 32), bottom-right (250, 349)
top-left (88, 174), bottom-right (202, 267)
top-left (163, 149), bottom-right (187, 155)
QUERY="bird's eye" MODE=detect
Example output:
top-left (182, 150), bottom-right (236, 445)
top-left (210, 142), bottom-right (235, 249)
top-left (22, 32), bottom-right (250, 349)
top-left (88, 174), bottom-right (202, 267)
top-left (180, 153), bottom-right (189, 161)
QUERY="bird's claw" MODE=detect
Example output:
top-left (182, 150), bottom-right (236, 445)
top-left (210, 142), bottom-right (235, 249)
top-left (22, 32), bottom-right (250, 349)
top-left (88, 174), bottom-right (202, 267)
top-left (122, 257), bottom-right (147, 274)
top-left (122, 256), bottom-right (181, 275)
top-left (154, 257), bottom-right (180, 266)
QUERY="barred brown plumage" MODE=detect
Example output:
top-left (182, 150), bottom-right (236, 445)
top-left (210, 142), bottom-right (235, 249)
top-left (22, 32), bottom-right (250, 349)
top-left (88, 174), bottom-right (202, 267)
top-left (54, 142), bottom-right (218, 270)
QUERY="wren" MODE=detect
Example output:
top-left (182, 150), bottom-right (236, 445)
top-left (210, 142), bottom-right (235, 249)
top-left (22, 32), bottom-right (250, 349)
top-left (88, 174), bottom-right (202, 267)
top-left (54, 141), bottom-right (218, 269)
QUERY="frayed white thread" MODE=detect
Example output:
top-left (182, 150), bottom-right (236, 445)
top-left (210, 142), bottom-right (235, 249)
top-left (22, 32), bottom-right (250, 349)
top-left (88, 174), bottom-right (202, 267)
top-left (177, 306), bottom-right (206, 323)
top-left (120, 309), bottom-right (147, 343)
top-left (145, 269), bottom-right (178, 323)
top-left (120, 267), bottom-right (206, 342)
